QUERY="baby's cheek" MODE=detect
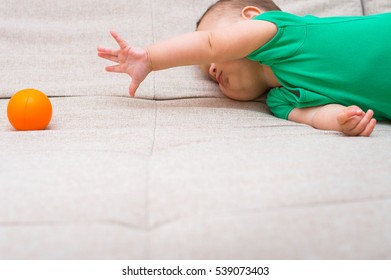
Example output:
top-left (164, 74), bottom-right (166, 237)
top-left (199, 64), bottom-right (209, 76)
top-left (220, 87), bottom-right (241, 101)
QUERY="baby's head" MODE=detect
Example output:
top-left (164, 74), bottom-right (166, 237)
top-left (196, 0), bottom-right (281, 101)
top-left (196, 0), bottom-right (280, 30)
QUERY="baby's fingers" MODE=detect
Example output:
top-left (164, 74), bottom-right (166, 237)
top-left (359, 118), bottom-right (377, 137)
top-left (353, 109), bottom-right (375, 136)
top-left (129, 79), bottom-right (141, 98)
top-left (105, 64), bottom-right (122, 73)
top-left (98, 52), bottom-right (119, 63)
top-left (97, 46), bottom-right (119, 56)
top-left (110, 31), bottom-right (128, 49)
top-left (337, 106), bottom-right (363, 125)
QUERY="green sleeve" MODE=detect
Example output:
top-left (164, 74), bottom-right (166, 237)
top-left (266, 87), bottom-right (338, 120)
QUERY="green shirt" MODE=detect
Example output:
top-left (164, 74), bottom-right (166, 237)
top-left (247, 11), bottom-right (391, 120)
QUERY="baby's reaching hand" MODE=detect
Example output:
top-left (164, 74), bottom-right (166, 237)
top-left (97, 31), bottom-right (151, 97)
top-left (337, 105), bottom-right (377, 136)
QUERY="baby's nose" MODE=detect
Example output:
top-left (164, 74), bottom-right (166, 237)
top-left (209, 63), bottom-right (217, 80)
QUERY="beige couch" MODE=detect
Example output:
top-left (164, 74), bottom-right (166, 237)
top-left (1, 0), bottom-right (391, 259)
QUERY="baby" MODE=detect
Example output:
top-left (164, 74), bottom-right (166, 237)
top-left (97, 0), bottom-right (391, 137)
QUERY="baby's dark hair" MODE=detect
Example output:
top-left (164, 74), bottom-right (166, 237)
top-left (196, 0), bottom-right (281, 29)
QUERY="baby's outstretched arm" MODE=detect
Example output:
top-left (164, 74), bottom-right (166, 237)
top-left (98, 20), bottom-right (276, 96)
top-left (289, 104), bottom-right (377, 136)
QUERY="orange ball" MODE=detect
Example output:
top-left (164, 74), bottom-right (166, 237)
top-left (7, 89), bottom-right (52, 131)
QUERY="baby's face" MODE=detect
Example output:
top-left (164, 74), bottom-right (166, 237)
top-left (200, 59), bottom-right (266, 101)
top-left (197, 15), bottom-right (267, 100)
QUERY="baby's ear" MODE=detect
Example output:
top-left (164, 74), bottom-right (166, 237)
top-left (241, 6), bottom-right (263, 20)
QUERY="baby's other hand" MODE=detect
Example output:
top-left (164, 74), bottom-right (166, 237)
top-left (337, 105), bottom-right (377, 136)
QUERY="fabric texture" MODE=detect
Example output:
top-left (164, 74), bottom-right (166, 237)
top-left (248, 11), bottom-right (391, 120)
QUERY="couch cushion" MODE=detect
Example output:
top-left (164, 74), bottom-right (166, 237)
top-left (1, 96), bottom-right (391, 259)
top-left (362, 0), bottom-right (391, 14)
top-left (1, 0), bottom-right (366, 100)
